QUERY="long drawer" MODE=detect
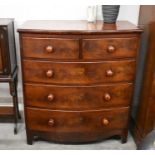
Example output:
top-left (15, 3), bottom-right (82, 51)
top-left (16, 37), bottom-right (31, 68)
top-left (23, 59), bottom-right (136, 85)
top-left (21, 37), bottom-right (79, 60)
top-left (24, 83), bottom-right (133, 110)
top-left (26, 107), bottom-right (129, 142)
top-left (82, 37), bottom-right (139, 60)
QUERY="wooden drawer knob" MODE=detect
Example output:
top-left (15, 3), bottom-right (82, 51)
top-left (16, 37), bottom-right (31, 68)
top-left (47, 94), bottom-right (54, 102)
top-left (46, 45), bottom-right (53, 53)
top-left (102, 118), bottom-right (109, 125)
top-left (107, 45), bottom-right (115, 53)
top-left (46, 70), bottom-right (53, 78)
top-left (106, 69), bottom-right (114, 77)
top-left (48, 119), bottom-right (55, 126)
top-left (104, 93), bottom-right (111, 101)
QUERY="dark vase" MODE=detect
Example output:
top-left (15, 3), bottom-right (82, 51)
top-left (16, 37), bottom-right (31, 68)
top-left (102, 5), bottom-right (120, 23)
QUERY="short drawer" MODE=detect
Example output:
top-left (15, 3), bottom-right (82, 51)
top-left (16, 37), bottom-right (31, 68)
top-left (24, 83), bottom-right (133, 110)
top-left (22, 37), bottom-right (79, 59)
top-left (26, 107), bottom-right (129, 142)
top-left (82, 38), bottom-right (139, 60)
top-left (23, 60), bottom-right (136, 85)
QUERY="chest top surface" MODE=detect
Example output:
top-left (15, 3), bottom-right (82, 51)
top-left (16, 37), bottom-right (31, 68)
top-left (18, 20), bottom-right (142, 34)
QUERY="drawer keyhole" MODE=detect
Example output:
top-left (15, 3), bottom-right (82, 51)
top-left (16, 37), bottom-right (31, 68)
top-left (48, 118), bottom-right (55, 127)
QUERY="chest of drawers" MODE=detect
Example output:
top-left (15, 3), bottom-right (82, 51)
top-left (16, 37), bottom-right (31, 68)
top-left (18, 20), bottom-right (142, 145)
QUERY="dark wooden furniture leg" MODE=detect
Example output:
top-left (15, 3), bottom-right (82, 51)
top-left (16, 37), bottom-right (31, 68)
top-left (14, 75), bottom-right (21, 119)
top-left (9, 73), bottom-right (21, 134)
top-left (121, 129), bottom-right (128, 144)
top-left (26, 131), bottom-right (33, 145)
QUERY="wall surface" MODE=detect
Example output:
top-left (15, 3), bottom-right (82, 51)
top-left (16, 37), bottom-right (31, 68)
top-left (0, 4), bottom-right (140, 103)
top-left (0, 5), bottom-right (139, 24)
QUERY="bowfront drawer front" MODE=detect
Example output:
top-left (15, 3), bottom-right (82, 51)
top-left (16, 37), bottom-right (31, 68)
top-left (25, 83), bottom-right (133, 110)
top-left (22, 37), bottom-right (79, 59)
top-left (82, 38), bottom-right (139, 60)
top-left (23, 60), bottom-right (136, 85)
top-left (26, 107), bottom-right (129, 142)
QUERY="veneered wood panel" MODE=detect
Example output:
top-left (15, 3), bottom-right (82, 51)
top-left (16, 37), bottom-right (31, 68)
top-left (22, 37), bottom-right (79, 60)
top-left (82, 37), bottom-right (139, 60)
top-left (26, 107), bottom-right (129, 143)
top-left (24, 83), bottom-right (133, 110)
top-left (23, 59), bottom-right (136, 85)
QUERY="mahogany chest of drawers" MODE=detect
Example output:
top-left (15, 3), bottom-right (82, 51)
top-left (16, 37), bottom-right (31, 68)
top-left (18, 20), bottom-right (142, 145)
